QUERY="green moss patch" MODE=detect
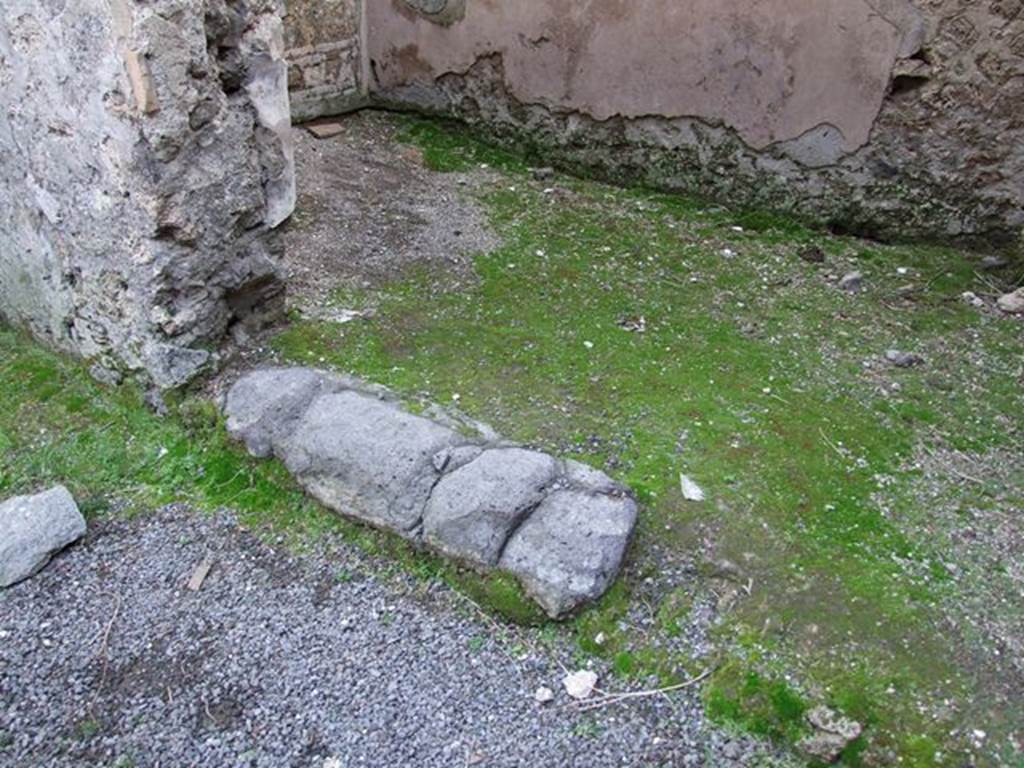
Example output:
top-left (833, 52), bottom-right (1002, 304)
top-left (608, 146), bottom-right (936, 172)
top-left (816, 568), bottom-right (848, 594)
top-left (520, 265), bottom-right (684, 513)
top-left (0, 325), bottom-right (539, 623)
top-left (3, 114), bottom-right (1021, 767)
top-left (271, 117), bottom-right (1024, 766)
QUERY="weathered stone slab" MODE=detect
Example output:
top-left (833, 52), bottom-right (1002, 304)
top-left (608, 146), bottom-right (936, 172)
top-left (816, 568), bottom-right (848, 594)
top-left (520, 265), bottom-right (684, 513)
top-left (423, 448), bottom-right (559, 568)
top-left (499, 490), bottom-right (638, 618)
top-left (224, 367), bottom-right (336, 458)
top-left (1, 486), bottom-right (86, 588)
top-left (222, 367), bottom-right (639, 616)
top-left (279, 391), bottom-right (459, 535)
top-left (564, 458), bottom-right (622, 495)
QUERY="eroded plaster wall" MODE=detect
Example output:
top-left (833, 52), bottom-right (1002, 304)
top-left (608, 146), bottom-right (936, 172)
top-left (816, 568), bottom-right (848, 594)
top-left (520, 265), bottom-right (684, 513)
top-left (284, 0), bottom-right (366, 120)
top-left (1, 0), bottom-right (296, 387)
top-left (365, 0), bottom-right (1024, 243)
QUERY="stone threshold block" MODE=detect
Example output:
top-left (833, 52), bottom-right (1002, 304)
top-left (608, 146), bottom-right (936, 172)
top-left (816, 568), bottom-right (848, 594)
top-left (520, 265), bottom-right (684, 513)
top-left (1, 486), bottom-right (86, 588)
top-left (223, 367), bottom-right (638, 618)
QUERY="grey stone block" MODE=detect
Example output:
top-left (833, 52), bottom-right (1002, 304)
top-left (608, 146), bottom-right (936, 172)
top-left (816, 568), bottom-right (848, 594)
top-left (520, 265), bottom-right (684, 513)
top-left (1, 486), bottom-right (86, 588)
top-left (224, 367), bottom-right (336, 458)
top-left (500, 490), bottom-right (638, 618)
top-left (423, 448), bottom-right (559, 568)
top-left (279, 391), bottom-right (459, 535)
top-left (222, 367), bottom-right (639, 616)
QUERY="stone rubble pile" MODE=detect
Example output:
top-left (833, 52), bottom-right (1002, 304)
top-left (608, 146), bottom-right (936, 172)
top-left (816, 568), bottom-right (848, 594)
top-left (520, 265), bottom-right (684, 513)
top-left (224, 367), bottom-right (638, 617)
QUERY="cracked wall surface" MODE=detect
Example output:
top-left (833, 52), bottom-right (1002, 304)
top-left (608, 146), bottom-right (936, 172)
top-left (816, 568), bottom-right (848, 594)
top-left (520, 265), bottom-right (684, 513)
top-left (1, 0), bottom-right (296, 387)
top-left (364, 0), bottom-right (1024, 243)
top-left (284, 0), bottom-right (365, 120)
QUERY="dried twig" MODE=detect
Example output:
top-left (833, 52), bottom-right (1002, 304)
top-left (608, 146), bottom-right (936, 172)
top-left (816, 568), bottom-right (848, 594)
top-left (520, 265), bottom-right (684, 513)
top-left (569, 668), bottom-right (713, 713)
top-left (818, 428), bottom-right (846, 459)
top-left (89, 594), bottom-right (123, 710)
top-left (921, 443), bottom-right (985, 485)
top-left (203, 697), bottom-right (219, 727)
top-left (972, 270), bottom-right (1006, 297)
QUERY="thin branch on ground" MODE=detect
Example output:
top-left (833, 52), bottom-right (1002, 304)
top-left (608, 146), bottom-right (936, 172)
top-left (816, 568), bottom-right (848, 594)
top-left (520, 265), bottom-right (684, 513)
top-left (567, 667), bottom-right (713, 713)
top-left (818, 428), bottom-right (846, 459)
top-left (89, 593), bottom-right (123, 711)
top-left (922, 442), bottom-right (985, 485)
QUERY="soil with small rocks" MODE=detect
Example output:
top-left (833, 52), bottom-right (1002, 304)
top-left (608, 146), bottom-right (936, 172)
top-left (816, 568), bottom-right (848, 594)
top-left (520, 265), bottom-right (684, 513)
top-left (280, 110), bottom-right (500, 315)
top-left (0, 506), bottom-right (775, 767)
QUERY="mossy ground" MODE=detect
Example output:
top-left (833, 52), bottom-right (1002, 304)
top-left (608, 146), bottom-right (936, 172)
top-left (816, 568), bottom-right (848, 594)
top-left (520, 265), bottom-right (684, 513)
top-left (2, 114), bottom-right (1022, 766)
top-left (272, 116), bottom-right (1023, 766)
top-left (0, 327), bottom-right (547, 625)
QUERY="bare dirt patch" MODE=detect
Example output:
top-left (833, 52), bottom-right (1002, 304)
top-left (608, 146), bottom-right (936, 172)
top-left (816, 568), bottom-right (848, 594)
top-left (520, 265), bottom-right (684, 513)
top-left (280, 110), bottom-right (499, 316)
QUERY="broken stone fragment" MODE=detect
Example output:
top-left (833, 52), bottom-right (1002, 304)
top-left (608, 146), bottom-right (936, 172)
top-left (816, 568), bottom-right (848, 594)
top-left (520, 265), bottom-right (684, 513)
top-left (679, 473), bottom-right (705, 501)
top-left (500, 490), bottom-right (638, 618)
top-left (798, 705), bottom-right (863, 763)
top-left (222, 367), bottom-right (638, 616)
top-left (997, 288), bottom-right (1024, 314)
top-left (562, 670), bottom-right (598, 700)
top-left (306, 122), bottom-right (346, 139)
top-left (423, 448), bottom-right (559, 568)
top-left (884, 349), bottom-right (924, 368)
top-left (1, 486), bottom-right (86, 588)
top-left (838, 271), bottom-right (864, 292)
top-left (960, 291), bottom-right (985, 308)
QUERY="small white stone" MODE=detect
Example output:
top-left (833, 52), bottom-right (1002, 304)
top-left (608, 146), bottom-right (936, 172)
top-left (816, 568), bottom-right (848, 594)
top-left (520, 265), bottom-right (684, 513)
top-left (679, 474), bottom-right (705, 502)
top-left (583, 340), bottom-right (594, 349)
top-left (563, 670), bottom-right (598, 700)
top-left (961, 291), bottom-right (984, 308)
top-left (534, 686), bottom-right (555, 704)
top-left (594, 632), bottom-right (606, 646)
top-left (997, 288), bottom-right (1024, 314)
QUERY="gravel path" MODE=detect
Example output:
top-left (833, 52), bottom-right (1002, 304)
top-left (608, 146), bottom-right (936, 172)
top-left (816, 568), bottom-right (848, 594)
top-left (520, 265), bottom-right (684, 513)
top-left (0, 507), bottom-right (771, 767)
